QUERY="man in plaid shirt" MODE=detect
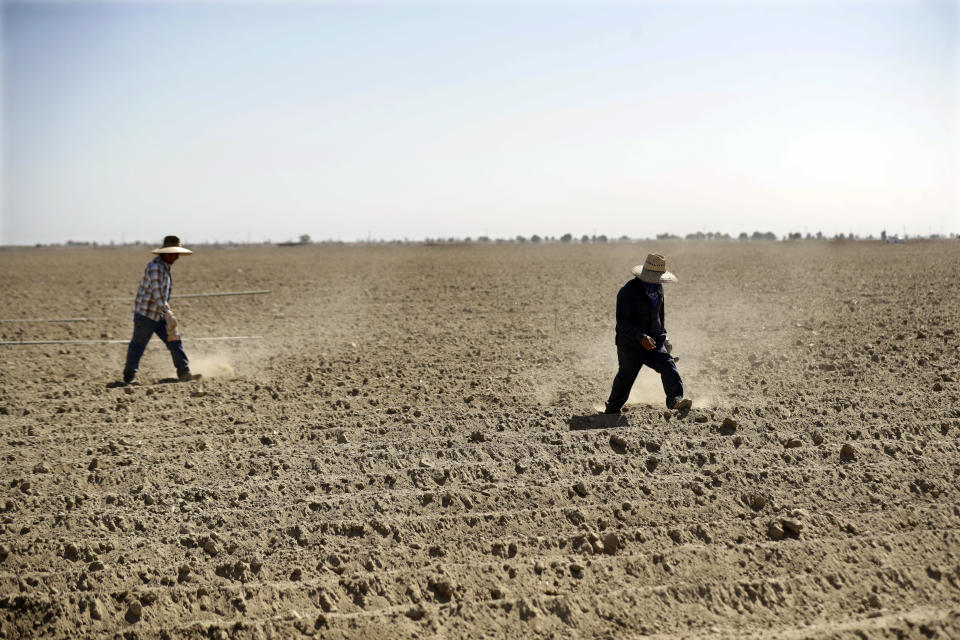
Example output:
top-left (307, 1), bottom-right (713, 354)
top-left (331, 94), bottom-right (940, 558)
top-left (122, 236), bottom-right (201, 384)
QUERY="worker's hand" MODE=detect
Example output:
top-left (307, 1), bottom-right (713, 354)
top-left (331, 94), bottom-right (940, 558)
top-left (163, 309), bottom-right (176, 323)
top-left (641, 335), bottom-right (656, 351)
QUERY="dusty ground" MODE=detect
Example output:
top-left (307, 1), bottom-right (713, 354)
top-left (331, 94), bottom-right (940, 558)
top-left (1, 240), bottom-right (958, 639)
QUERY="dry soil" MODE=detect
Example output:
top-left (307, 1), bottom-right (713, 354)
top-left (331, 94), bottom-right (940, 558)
top-left (1, 241), bottom-right (959, 639)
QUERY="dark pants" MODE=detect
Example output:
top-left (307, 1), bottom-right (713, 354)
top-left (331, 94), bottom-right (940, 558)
top-left (123, 313), bottom-right (189, 381)
top-left (606, 346), bottom-right (684, 411)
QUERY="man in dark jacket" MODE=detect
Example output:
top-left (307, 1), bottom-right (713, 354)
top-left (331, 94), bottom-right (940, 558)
top-left (604, 253), bottom-right (691, 413)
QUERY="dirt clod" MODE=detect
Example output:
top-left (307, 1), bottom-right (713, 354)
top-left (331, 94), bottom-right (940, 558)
top-left (767, 521), bottom-right (785, 540)
top-left (602, 532), bottom-right (620, 554)
top-left (720, 417), bottom-right (738, 435)
top-left (125, 600), bottom-right (142, 623)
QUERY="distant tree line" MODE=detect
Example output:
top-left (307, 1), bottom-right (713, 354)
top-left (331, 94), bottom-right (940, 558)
top-left (22, 229), bottom-right (958, 249)
top-left (416, 230), bottom-right (955, 244)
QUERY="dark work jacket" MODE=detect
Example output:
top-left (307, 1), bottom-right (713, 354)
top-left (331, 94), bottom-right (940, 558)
top-left (614, 278), bottom-right (666, 350)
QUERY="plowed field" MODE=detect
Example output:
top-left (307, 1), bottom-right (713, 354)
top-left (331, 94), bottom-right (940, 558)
top-left (1, 241), bottom-right (959, 639)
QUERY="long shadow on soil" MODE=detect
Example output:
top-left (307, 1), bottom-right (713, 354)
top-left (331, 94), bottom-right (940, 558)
top-left (569, 413), bottom-right (629, 431)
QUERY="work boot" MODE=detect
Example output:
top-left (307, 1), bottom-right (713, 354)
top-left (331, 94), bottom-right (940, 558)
top-left (177, 368), bottom-right (202, 382)
top-left (122, 372), bottom-right (136, 385)
top-left (668, 397), bottom-right (692, 412)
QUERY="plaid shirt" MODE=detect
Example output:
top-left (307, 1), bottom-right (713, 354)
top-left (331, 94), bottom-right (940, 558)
top-left (133, 256), bottom-right (172, 321)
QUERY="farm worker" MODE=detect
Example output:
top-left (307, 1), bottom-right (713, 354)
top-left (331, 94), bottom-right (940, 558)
top-left (121, 236), bottom-right (201, 384)
top-left (604, 253), bottom-right (691, 414)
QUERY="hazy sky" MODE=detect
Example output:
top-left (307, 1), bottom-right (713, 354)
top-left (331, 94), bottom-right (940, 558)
top-left (2, 0), bottom-right (957, 244)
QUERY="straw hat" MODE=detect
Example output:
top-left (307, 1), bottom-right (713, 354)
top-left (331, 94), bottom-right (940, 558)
top-left (631, 253), bottom-right (677, 283)
top-left (152, 236), bottom-right (193, 255)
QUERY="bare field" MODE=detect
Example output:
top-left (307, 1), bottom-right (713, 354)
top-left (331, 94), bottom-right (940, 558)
top-left (1, 241), bottom-right (959, 639)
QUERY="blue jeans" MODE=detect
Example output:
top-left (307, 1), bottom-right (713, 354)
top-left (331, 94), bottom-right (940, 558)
top-left (606, 346), bottom-right (684, 411)
top-left (123, 313), bottom-right (189, 381)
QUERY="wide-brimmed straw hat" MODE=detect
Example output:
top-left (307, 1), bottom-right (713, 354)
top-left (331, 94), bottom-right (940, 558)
top-left (631, 253), bottom-right (677, 284)
top-left (152, 235), bottom-right (193, 255)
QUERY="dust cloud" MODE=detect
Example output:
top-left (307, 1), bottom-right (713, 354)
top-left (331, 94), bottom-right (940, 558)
top-left (188, 352), bottom-right (237, 378)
